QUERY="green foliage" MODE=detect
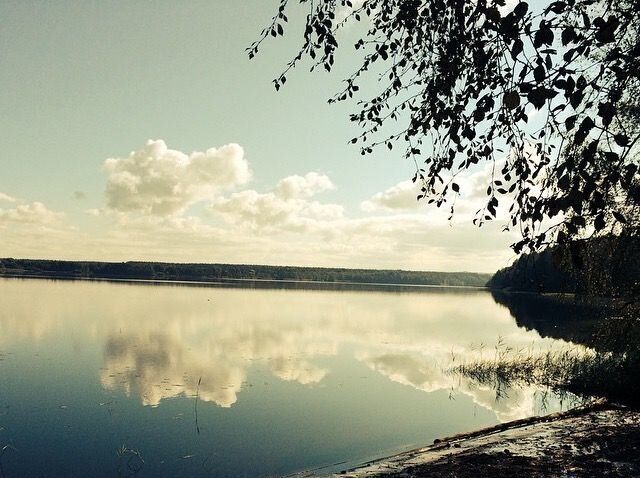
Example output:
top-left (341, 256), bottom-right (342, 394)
top-left (252, 0), bottom-right (640, 252)
top-left (0, 258), bottom-right (491, 287)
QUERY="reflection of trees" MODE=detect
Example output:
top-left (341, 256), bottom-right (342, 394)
top-left (464, 292), bottom-right (640, 405)
top-left (490, 291), bottom-right (611, 350)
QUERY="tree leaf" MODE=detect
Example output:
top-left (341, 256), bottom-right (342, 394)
top-left (503, 91), bottom-right (521, 109)
top-left (614, 134), bottom-right (629, 147)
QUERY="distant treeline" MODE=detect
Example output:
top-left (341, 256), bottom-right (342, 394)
top-left (488, 235), bottom-right (640, 298)
top-left (0, 258), bottom-right (492, 287)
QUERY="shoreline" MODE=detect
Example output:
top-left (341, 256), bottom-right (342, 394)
top-left (327, 401), bottom-right (640, 477)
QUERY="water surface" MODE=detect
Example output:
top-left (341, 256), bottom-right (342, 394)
top-left (0, 278), bottom-right (582, 477)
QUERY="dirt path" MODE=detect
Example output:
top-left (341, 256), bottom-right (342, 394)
top-left (332, 403), bottom-right (640, 477)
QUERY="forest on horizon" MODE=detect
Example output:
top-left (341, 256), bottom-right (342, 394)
top-left (0, 257), bottom-right (492, 287)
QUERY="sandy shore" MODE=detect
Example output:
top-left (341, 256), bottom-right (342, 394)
top-left (328, 402), bottom-right (640, 477)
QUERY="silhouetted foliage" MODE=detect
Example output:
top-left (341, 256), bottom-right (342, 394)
top-left (0, 258), bottom-right (491, 287)
top-left (252, 0), bottom-right (640, 252)
top-left (488, 235), bottom-right (640, 297)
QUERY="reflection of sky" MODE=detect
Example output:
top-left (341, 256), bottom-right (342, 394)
top-left (0, 278), bottom-right (579, 421)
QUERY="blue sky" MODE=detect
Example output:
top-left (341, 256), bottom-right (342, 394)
top-left (0, 1), bottom-right (516, 272)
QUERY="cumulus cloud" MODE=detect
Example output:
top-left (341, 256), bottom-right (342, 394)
top-left (361, 162), bottom-right (513, 224)
top-left (0, 200), bottom-right (76, 260)
top-left (275, 172), bottom-right (335, 199)
top-left (210, 172), bottom-right (343, 231)
top-left (0, 177), bottom-right (512, 272)
top-left (360, 180), bottom-right (420, 212)
top-left (361, 173), bottom-right (490, 214)
top-left (104, 139), bottom-right (251, 216)
top-left (0, 192), bottom-right (16, 203)
top-left (0, 140), bottom-right (515, 271)
top-left (0, 201), bottom-right (62, 225)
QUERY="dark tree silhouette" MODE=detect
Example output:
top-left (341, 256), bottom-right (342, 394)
top-left (250, 0), bottom-right (640, 252)
top-left (488, 235), bottom-right (640, 297)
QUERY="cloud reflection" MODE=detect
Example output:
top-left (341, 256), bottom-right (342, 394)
top-left (0, 279), bottom-right (578, 420)
top-left (101, 333), bottom-right (244, 407)
top-left (360, 352), bottom-right (541, 422)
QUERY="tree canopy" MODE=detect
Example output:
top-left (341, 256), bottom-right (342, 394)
top-left (250, 0), bottom-right (640, 253)
top-left (488, 235), bottom-right (640, 297)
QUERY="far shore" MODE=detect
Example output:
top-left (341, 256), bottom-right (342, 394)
top-left (0, 258), bottom-right (493, 290)
top-left (0, 272), bottom-right (490, 293)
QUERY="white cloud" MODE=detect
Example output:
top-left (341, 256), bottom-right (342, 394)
top-left (210, 172), bottom-right (343, 232)
top-left (85, 213), bottom-right (510, 272)
top-left (0, 201), bottom-right (62, 225)
top-left (361, 180), bottom-right (420, 212)
top-left (0, 192), bottom-right (16, 203)
top-left (275, 172), bottom-right (335, 199)
top-left (79, 166), bottom-right (513, 271)
top-left (0, 200), bottom-right (75, 260)
top-left (1, 144), bottom-right (516, 272)
top-left (104, 139), bottom-right (251, 216)
top-left (361, 162), bottom-right (513, 224)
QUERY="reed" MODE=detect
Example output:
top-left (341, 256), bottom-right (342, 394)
top-left (454, 343), bottom-right (640, 405)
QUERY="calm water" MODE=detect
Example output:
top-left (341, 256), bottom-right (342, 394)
top-left (0, 278), bottom-right (582, 477)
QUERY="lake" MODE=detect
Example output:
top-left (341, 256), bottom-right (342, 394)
top-left (0, 278), bottom-right (585, 477)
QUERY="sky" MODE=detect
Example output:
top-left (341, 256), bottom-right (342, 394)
top-left (0, 1), bottom-right (518, 273)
